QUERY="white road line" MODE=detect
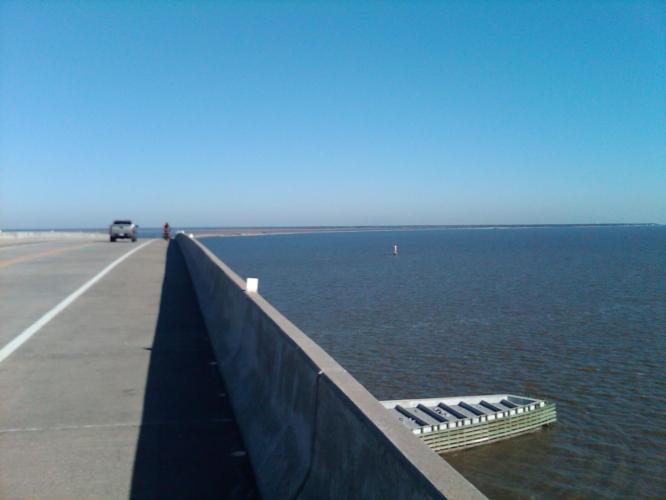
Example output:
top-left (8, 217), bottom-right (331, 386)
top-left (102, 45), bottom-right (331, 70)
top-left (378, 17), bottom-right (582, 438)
top-left (0, 240), bottom-right (153, 364)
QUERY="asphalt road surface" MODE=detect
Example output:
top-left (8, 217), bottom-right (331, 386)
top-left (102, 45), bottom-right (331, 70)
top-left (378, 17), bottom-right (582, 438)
top-left (0, 239), bottom-right (257, 498)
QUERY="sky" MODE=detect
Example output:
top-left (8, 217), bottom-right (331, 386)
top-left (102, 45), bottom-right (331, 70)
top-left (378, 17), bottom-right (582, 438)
top-left (1, 1), bottom-right (664, 229)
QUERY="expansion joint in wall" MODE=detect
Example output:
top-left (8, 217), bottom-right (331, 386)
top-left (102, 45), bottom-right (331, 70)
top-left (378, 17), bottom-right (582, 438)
top-left (290, 370), bottom-right (323, 500)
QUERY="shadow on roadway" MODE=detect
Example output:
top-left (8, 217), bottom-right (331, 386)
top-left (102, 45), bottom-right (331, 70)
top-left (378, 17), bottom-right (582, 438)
top-left (130, 241), bottom-right (258, 499)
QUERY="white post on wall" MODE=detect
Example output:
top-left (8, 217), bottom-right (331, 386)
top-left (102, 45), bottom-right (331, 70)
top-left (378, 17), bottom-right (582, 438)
top-left (246, 278), bottom-right (259, 293)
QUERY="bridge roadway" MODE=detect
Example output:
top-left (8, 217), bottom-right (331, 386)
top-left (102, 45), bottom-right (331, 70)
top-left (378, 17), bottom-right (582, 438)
top-left (0, 239), bottom-right (257, 498)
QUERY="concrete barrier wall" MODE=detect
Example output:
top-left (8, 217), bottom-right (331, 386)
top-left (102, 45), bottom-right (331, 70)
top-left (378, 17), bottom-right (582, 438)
top-left (176, 234), bottom-right (485, 500)
top-left (0, 231), bottom-right (106, 241)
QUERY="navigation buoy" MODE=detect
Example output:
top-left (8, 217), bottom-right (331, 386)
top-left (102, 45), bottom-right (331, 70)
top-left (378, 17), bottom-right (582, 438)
top-left (392, 244), bottom-right (398, 256)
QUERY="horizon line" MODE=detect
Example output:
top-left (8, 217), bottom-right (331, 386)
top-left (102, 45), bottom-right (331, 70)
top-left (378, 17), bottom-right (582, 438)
top-left (1, 222), bottom-right (660, 232)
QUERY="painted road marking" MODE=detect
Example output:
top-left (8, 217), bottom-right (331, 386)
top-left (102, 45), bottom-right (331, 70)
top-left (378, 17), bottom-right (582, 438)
top-left (0, 240), bottom-right (153, 364)
top-left (0, 242), bottom-right (97, 269)
top-left (0, 241), bottom-right (46, 251)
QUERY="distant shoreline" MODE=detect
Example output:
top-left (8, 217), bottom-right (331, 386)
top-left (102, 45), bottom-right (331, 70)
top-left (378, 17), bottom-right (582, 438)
top-left (2, 222), bottom-right (660, 239)
top-left (191, 223), bottom-right (660, 238)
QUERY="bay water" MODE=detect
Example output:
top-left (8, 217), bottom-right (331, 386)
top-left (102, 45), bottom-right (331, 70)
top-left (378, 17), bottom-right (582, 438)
top-left (203, 226), bottom-right (665, 498)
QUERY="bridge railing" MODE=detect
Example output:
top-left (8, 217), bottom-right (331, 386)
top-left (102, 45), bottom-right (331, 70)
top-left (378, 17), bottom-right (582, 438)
top-left (176, 234), bottom-right (485, 500)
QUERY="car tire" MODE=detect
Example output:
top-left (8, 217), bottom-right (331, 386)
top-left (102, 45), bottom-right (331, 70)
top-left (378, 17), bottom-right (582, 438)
top-left (131, 238), bottom-right (137, 242)
top-left (110, 236), bottom-right (116, 242)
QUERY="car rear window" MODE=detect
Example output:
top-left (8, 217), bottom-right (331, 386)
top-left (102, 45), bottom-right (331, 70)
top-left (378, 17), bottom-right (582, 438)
top-left (113, 220), bottom-right (132, 225)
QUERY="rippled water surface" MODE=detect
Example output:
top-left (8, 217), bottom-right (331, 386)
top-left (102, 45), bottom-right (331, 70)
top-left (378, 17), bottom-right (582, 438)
top-left (203, 227), bottom-right (666, 498)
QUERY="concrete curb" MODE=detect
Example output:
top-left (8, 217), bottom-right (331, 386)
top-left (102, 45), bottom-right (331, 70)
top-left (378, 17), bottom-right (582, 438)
top-left (0, 231), bottom-right (106, 242)
top-left (176, 234), bottom-right (486, 500)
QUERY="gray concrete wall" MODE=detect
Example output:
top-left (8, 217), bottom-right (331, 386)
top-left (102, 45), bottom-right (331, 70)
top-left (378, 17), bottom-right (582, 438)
top-left (0, 231), bottom-right (106, 242)
top-left (176, 234), bottom-right (485, 500)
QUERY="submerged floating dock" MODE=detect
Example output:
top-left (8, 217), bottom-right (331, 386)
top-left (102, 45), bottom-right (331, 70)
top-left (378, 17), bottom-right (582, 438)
top-left (382, 394), bottom-right (556, 453)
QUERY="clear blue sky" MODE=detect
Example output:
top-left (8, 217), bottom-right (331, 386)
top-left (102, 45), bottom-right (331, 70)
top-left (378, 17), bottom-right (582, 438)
top-left (1, 1), bottom-right (664, 228)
